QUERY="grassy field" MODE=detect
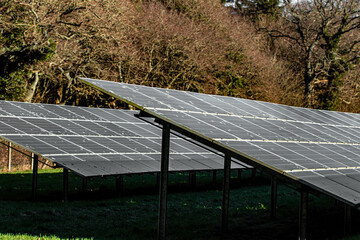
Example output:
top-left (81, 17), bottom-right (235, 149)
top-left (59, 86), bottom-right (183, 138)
top-left (0, 169), bottom-right (358, 240)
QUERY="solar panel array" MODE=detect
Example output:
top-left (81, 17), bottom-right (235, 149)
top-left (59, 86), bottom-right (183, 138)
top-left (80, 77), bottom-right (360, 206)
top-left (0, 100), bottom-right (247, 177)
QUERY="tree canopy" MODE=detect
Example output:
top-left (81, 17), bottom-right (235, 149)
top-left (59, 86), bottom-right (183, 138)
top-left (1, 0), bottom-right (360, 112)
top-left (265, 0), bottom-right (360, 109)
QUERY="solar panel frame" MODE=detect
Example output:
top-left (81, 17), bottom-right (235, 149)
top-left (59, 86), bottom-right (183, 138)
top-left (0, 100), bottom-right (248, 178)
top-left (78, 77), bottom-right (360, 207)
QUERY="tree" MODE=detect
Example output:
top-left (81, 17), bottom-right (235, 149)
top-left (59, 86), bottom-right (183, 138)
top-left (237, 0), bottom-right (281, 20)
top-left (0, 1), bottom-right (55, 102)
top-left (266, 0), bottom-right (360, 109)
top-left (224, 0), bottom-right (281, 20)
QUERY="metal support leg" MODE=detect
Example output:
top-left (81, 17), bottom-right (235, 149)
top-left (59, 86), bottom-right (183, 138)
top-left (189, 172), bottom-right (196, 190)
top-left (7, 142), bottom-right (11, 171)
top-left (116, 175), bottom-right (124, 194)
top-left (344, 205), bottom-right (352, 235)
top-left (237, 169), bottom-right (242, 183)
top-left (82, 177), bottom-right (87, 193)
top-left (32, 154), bottom-right (38, 200)
top-left (270, 176), bottom-right (278, 219)
top-left (63, 168), bottom-right (68, 202)
top-left (222, 153), bottom-right (231, 232)
top-left (251, 168), bottom-right (256, 181)
top-left (158, 122), bottom-right (170, 240)
top-left (31, 153), bottom-right (34, 170)
top-left (212, 171), bottom-right (217, 185)
top-left (298, 189), bottom-right (308, 240)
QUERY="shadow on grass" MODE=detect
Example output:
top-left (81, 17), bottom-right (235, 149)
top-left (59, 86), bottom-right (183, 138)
top-left (0, 169), bottom-right (357, 239)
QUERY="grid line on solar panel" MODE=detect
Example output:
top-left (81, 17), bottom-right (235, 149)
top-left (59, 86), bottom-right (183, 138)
top-left (0, 113), bottom-right (150, 124)
top-left (213, 139), bottom-right (360, 146)
top-left (156, 86), bottom-right (360, 127)
top-left (0, 100), bottom-right (249, 177)
top-left (220, 140), bottom-right (360, 172)
top-left (79, 78), bottom-right (360, 205)
top-left (42, 152), bottom-right (218, 157)
top-left (286, 166), bottom-right (360, 173)
top-left (0, 101), bottom-right (146, 123)
top-left (0, 113), bottom-right (177, 139)
top-left (0, 113), bottom-right (220, 154)
top-left (0, 117), bottom-right (144, 154)
top-left (149, 107), bottom-right (360, 130)
top-left (79, 78), bottom-right (360, 128)
top-left (151, 110), bottom-right (360, 146)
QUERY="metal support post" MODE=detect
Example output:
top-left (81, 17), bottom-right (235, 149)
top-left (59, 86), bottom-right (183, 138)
top-left (158, 122), bottom-right (170, 240)
top-left (344, 205), bottom-right (352, 235)
top-left (32, 154), bottom-right (38, 200)
top-left (82, 177), bottom-right (87, 193)
top-left (212, 171), bottom-right (217, 185)
top-left (270, 176), bottom-right (278, 219)
top-left (251, 168), bottom-right (256, 181)
top-left (237, 169), bottom-right (242, 183)
top-left (31, 152), bottom-right (34, 170)
top-left (298, 189), bottom-right (308, 240)
top-left (7, 142), bottom-right (12, 171)
top-left (63, 168), bottom-right (69, 202)
top-left (189, 171), bottom-right (196, 190)
top-left (116, 175), bottom-right (124, 194)
top-left (222, 153), bottom-right (231, 232)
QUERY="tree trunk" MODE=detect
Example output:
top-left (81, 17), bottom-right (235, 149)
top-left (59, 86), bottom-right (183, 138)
top-left (303, 65), bottom-right (314, 106)
top-left (23, 71), bottom-right (40, 103)
top-left (303, 48), bottom-right (315, 106)
top-left (58, 67), bottom-right (73, 104)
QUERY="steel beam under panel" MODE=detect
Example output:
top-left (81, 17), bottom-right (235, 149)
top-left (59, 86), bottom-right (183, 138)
top-left (32, 154), bottom-right (38, 200)
top-left (158, 122), bottom-right (170, 240)
top-left (222, 153), bottom-right (231, 232)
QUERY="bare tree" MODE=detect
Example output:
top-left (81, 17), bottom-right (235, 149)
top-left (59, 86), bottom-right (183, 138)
top-left (0, 1), bottom-right (56, 102)
top-left (267, 0), bottom-right (360, 108)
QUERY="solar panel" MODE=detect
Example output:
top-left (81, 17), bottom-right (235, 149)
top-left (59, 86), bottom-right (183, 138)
top-left (79, 77), bottom-right (360, 206)
top-left (0, 100), bottom-right (248, 177)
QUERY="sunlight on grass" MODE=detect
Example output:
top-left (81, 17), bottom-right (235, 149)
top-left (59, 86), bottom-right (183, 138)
top-left (0, 233), bottom-right (92, 240)
top-left (245, 203), bottom-right (267, 211)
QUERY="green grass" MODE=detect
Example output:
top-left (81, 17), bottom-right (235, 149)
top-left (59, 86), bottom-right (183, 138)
top-left (0, 233), bottom-right (87, 240)
top-left (0, 169), bottom-right (356, 239)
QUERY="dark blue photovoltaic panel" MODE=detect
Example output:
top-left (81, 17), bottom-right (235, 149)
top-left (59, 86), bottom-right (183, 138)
top-left (4, 135), bottom-right (67, 155)
top-left (79, 77), bottom-right (360, 206)
top-left (0, 100), bottom-right (248, 177)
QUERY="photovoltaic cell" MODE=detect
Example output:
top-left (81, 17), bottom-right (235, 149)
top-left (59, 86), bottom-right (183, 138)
top-left (79, 77), bottom-right (360, 207)
top-left (0, 100), bottom-right (248, 177)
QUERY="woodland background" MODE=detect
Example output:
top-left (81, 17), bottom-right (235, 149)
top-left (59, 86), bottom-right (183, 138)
top-left (0, 0), bottom-right (359, 110)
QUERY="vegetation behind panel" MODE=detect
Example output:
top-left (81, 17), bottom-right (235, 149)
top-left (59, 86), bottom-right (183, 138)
top-left (0, 0), bottom-right (359, 112)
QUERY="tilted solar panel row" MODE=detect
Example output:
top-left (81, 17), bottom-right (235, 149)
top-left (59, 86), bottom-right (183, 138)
top-left (0, 100), bottom-right (248, 177)
top-left (79, 77), bottom-right (360, 206)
